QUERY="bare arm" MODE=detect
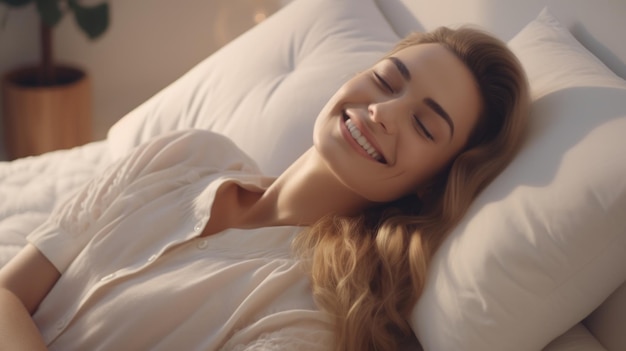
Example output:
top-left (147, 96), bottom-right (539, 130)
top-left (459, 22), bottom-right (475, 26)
top-left (0, 244), bottom-right (61, 350)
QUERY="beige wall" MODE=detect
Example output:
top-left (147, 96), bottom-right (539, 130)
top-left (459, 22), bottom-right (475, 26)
top-left (0, 0), bottom-right (286, 159)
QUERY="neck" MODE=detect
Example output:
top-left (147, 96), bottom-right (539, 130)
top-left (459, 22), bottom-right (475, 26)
top-left (237, 148), bottom-right (371, 228)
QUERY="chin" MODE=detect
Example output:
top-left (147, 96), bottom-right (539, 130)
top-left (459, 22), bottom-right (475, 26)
top-left (312, 108), bottom-right (335, 146)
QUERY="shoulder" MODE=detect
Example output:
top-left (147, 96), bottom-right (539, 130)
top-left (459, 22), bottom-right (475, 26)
top-left (136, 129), bottom-right (261, 174)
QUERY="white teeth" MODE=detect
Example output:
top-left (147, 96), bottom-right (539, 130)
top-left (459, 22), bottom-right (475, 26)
top-left (345, 118), bottom-right (382, 162)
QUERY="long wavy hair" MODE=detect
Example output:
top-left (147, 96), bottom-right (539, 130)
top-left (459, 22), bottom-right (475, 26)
top-left (293, 26), bottom-right (530, 351)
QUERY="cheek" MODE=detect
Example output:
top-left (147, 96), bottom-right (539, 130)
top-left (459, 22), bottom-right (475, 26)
top-left (401, 148), bottom-right (453, 189)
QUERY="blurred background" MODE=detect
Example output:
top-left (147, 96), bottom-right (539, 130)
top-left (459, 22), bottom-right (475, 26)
top-left (0, 0), bottom-right (291, 160)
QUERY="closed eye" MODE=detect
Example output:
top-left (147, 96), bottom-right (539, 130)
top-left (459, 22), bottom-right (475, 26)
top-left (413, 115), bottom-right (435, 141)
top-left (373, 72), bottom-right (394, 93)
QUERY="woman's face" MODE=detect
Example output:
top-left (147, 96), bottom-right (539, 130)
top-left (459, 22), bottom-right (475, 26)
top-left (313, 42), bottom-right (482, 203)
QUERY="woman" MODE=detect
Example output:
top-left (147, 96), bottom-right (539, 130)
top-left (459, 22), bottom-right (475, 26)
top-left (0, 27), bottom-right (528, 351)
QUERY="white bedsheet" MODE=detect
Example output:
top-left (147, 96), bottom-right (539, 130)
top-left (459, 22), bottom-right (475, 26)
top-left (0, 141), bottom-right (111, 266)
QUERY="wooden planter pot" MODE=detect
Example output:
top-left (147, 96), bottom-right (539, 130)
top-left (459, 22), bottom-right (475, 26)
top-left (2, 65), bottom-right (92, 160)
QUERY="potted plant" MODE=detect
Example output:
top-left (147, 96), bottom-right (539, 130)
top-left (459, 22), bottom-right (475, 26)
top-left (1, 0), bottom-right (109, 159)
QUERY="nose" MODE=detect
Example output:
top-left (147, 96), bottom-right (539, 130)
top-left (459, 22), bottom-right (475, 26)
top-left (368, 101), bottom-right (397, 135)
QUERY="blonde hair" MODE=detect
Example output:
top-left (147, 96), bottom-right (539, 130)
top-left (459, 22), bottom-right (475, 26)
top-left (294, 26), bottom-right (530, 351)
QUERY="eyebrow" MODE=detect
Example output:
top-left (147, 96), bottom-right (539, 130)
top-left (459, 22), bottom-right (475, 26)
top-left (424, 98), bottom-right (455, 139)
top-left (388, 57), bottom-right (411, 81)
top-left (388, 56), bottom-right (455, 140)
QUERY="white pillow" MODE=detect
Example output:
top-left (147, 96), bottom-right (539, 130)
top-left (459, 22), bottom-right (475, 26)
top-left (106, 0), bottom-right (399, 176)
top-left (509, 8), bottom-right (624, 99)
top-left (543, 323), bottom-right (607, 351)
top-left (412, 8), bottom-right (626, 351)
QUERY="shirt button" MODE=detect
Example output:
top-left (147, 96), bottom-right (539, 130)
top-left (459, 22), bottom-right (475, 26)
top-left (55, 317), bottom-right (67, 330)
top-left (100, 273), bottom-right (116, 282)
top-left (148, 254), bottom-right (158, 262)
top-left (197, 239), bottom-right (208, 250)
top-left (194, 222), bottom-right (204, 232)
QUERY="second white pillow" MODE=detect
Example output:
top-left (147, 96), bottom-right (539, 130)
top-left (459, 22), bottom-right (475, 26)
top-left (411, 8), bottom-right (626, 351)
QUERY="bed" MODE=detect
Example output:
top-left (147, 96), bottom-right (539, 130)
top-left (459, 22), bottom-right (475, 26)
top-left (1, 0), bottom-right (624, 350)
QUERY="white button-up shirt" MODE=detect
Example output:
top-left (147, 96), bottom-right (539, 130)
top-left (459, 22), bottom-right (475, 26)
top-left (27, 130), bottom-right (333, 350)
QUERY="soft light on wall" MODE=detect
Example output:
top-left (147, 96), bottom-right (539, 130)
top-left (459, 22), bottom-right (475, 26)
top-left (212, 0), bottom-right (284, 47)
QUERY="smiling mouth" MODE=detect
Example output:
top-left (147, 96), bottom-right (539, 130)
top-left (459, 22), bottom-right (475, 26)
top-left (342, 112), bottom-right (387, 164)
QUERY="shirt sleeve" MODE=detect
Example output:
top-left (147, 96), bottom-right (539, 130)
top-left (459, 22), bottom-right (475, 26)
top-left (27, 129), bottom-right (232, 273)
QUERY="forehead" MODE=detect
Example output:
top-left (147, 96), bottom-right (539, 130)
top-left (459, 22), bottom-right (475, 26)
top-left (389, 43), bottom-right (482, 144)
top-left (388, 43), bottom-right (475, 88)
top-left (392, 42), bottom-right (456, 64)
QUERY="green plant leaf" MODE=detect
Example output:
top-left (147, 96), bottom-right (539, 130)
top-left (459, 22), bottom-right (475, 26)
top-left (1, 0), bottom-right (34, 7)
top-left (35, 0), bottom-right (62, 27)
top-left (68, 0), bottom-right (109, 39)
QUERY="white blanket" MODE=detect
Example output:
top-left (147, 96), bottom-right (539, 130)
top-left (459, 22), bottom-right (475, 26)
top-left (0, 141), bottom-right (110, 266)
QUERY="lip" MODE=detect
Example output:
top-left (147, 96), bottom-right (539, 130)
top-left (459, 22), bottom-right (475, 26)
top-left (339, 111), bottom-right (387, 164)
